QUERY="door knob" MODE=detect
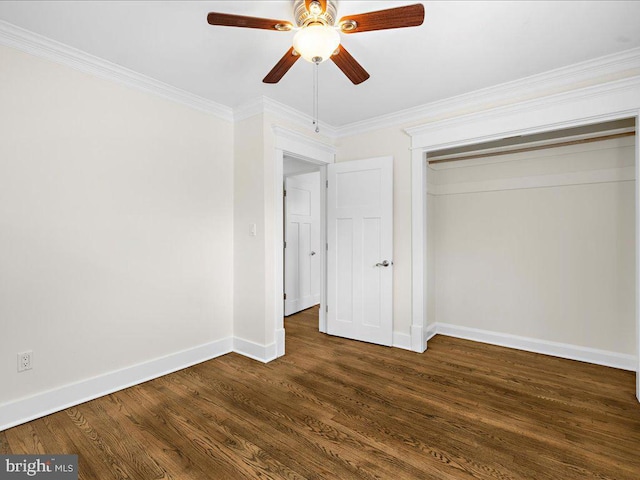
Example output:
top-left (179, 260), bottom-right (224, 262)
top-left (375, 260), bottom-right (391, 267)
top-left (310, 251), bottom-right (316, 256)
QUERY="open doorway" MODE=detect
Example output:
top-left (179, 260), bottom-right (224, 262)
top-left (283, 157), bottom-right (322, 317)
top-left (273, 129), bottom-right (396, 353)
top-left (272, 126), bottom-right (335, 358)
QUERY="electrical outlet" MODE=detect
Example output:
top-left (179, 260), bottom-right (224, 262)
top-left (17, 351), bottom-right (32, 372)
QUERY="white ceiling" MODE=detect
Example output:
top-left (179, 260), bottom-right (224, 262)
top-left (1, 1), bottom-right (639, 127)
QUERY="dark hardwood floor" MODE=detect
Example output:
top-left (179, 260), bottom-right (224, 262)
top-left (2, 307), bottom-right (640, 479)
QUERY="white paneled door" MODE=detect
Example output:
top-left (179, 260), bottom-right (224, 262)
top-left (284, 172), bottom-right (321, 316)
top-left (327, 157), bottom-right (393, 346)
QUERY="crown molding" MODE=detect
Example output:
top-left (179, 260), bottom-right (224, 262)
top-left (233, 97), bottom-right (266, 123)
top-left (337, 46), bottom-right (640, 138)
top-left (2, 18), bottom-right (638, 139)
top-left (272, 125), bottom-right (336, 161)
top-left (234, 96), bottom-right (339, 139)
top-left (263, 97), bottom-right (339, 139)
top-left (404, 76), bottom-right (640, 150)
top-left (0, 20), bottom-right (234, 122)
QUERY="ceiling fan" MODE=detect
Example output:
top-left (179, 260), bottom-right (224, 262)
top-left (207, 1), bottom-right (425, 85)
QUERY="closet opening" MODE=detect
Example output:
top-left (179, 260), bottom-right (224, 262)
top-left (425, 117), bottom-right (637, 373)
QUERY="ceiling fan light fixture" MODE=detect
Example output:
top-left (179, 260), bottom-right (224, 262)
top-left (293, 24), bottom-right (340, 64)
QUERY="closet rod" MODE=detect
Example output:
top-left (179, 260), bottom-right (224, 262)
top-left (428, 131), bottom-right (636, 165)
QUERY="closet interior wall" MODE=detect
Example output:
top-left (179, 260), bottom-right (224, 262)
top-left (429, 134), bottom-right (636, 357)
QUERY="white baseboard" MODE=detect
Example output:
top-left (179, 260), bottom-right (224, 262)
top-left (425, 324), bottom-right (438, 343)
top-left (233, 336), bottom-right (278, 363)
top-left (434, 323), bottom-right (636, 371)
top-left (275, 328), bottom-right (285, 358)
top-left (6, 324), bottom-right (630, 431)
top-left (393, 332), bottom-right (412, 351)
top-left (0, 334), bottom-right (286, 431)
top-left (0, 337), bottom-right (233, 431)
top-left (410, 325), bottom-right (427, 353)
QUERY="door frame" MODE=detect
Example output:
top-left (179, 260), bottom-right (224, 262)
top-left (272, 126), bottom-right (335, 357)
top-left (407, 91), bottom-right (640, 398)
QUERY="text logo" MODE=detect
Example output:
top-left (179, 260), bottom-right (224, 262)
top-left (0, 455), bottom-right (77, 479)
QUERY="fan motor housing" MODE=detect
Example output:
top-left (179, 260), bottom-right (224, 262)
top-left (293, 0), bottom-right (338, 27)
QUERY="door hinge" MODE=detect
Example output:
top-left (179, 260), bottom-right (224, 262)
top-left (326, 180), bottom-right (328, 188)
top-left (284, 293), bottom-right (287, 300)
top-left (326, 305), bottom-right (328, 313)
top-left (326, 243), bottom-right (328, 251)
top-left (283, 189), bottom-right (287, 197)
top-left (284, 241), bottom-right (287, 248)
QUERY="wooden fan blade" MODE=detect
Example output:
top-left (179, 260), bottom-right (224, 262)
top-left (305, 0), bottom-right (327, 14)
top-left (207, 12), bottom-right (293, 31)
top-left (330, 45), bottom-right (370, 85)
top-left (263, 47), bottom-right (300, 84)
top-left (339, 3), bottom-right (424, 34)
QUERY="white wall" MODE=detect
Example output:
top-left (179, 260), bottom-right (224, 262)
top-left (230, 108), bottom-right (337, 360)
top-left (233, 114), bottom-right (269, 346)
top-left (0, 45), bottom-right (234, 406)
top-left (432, 138), bottom-right (636, 354)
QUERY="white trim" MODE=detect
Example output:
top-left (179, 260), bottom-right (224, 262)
top-left (410, 325), bottom-right (426, 352)
top-left (411, 149), bottom-right (427, 353)
top-left (274, 147), bottom-right (286, 357)
top-left (340, 47), bottom-right (640, 138)
top-left (272, 126), bottom-right (335, 357)
top-left (430, 166), bottom-right (634, 196)
top-left (3, 17), bottom-right (638, 138)
top-left (635, 110), bottom-right (640, 402)
top-left (233, 97), bottom-right (266, 123)
top-left (405, 78), bottom-right (640, 151)
top-left (272, 125), bottom-right (337, 161)
top-left (0, 337), bottom-right (234, 431)
top-left (265, 97), bottom-right (340, 138)
top-left (0, 20), bottom-right (233, 121)
top-left (425, 324), bottom-right (438, 343)
top-left (392, 332), bottom-right (412, 351)
top-left (433, 323), bottom-right (636, 372)
top-left (233, 337), bottom-right (278, 363)
top-left (236, 97), bottom-right (340, 139)
top-left (276, 328), bottom-right (286, 358)
top-left (317, 165), bottom-right (329, 334)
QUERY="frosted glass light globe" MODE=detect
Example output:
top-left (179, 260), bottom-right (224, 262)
top-left (293, 24), bottom-right (340, 64)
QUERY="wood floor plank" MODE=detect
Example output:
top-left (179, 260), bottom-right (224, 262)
top-left (179, 361), bottom-right (392, 479)
top-left (120, 384), bottom-right (257, 480)
top-left (208, 362), bottom-right (432, 480)
top-left (3, 306), bottom-right (640, 479)
top-left (155, 369), bottom-right (345, 479)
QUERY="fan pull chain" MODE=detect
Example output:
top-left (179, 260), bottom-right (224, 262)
top-left (313, 62), bottom-right (319, 133)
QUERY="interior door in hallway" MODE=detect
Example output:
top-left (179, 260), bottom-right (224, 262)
top-left (327, 157), bottom-right (393, 346)
top-left (284, 172), bottom-right (321, 316)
